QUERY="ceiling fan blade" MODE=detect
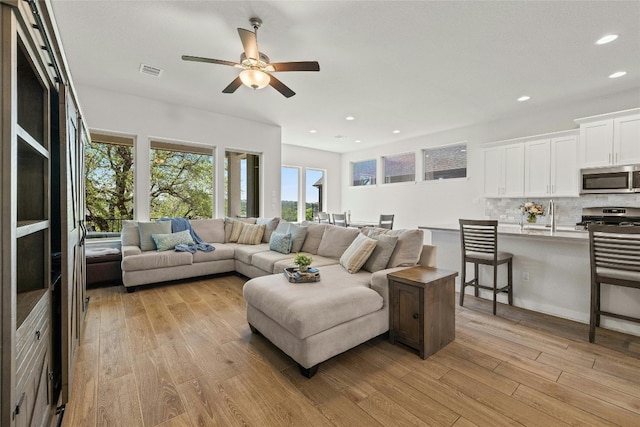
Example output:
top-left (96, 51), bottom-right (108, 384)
top-left (268, 74), bottom-right (295, 98)
top-left (270, 61), bottom-right (320, 72)
top-left (238, 28), bottom-right (259, 60)
top-left (222, 76), bottom-right (243, 94)
top-left (182, 55), bottom-right (240, 68)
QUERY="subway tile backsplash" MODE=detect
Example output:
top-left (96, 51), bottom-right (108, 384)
top-left (484, 194), bottom-right (639, 226)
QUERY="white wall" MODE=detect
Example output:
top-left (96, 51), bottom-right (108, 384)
top-left (281, 144), bottom-right (341, 219)
top-left (77, 85), bottom-right (282, 220)
top-left (342, 90), bottom-right (640, 231)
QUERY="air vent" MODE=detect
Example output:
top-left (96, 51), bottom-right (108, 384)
top-left (139, 64), bottom-right (162, 77)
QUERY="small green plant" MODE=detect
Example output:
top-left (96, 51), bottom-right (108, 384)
top-left (294, 253), bottom-right (312, 271)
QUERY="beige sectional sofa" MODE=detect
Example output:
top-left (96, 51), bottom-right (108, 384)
top-left (120, 217), bottom-right (436, 376)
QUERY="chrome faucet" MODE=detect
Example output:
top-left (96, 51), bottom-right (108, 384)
top-left (548, 199), bottom-right (556, 232)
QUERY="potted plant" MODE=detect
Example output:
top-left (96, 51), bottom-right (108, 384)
top-left (294, 253), bottom-right (313, 272)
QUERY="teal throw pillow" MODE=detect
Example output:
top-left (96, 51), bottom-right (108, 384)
top-left (269, 232), bottom-right (293, 254)
top-left (152, 229), bottom-right (195, 252)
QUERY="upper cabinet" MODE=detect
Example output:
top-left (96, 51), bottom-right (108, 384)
top-left (483, 143), bottom-right (524, 197)
top-left (524, 132), bottom-right (579, 198)
top-left (484, 130), bottom-right (579, 198)
top-left (576, 109), bottom-right (640, 168)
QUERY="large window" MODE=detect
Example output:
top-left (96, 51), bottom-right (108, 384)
top-left (85, 133), bottom-right (134, 233)
top-left (352, 159), bottom-right (376, 186)
top-left (383, 153), bottom-right (415, 183)
top-left (281, 166), bottom-right (299, 222)
top-left (306, 169), bottom-right (324, 221)
top-left (225, 151), bottom-right (260, 218)
top-left (423, 142), bottom-right (467, 180)
top-left (150, 141), bottom-right (214, 219)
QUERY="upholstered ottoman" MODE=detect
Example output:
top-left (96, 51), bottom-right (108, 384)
top-left (243, 264), bottom-right (389, 377)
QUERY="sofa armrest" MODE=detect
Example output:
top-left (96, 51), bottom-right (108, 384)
top-left (418, 244), bottom-right (437, 268)
top-left (122, 245), bottom-right (142, 257)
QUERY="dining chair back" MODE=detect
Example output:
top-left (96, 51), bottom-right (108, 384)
top-left (332, 213), bottom-right (347, 227)
top-left (379, 214), bottom-right (394, 229)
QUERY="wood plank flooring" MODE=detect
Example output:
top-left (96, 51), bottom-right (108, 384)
top-left (63, 274), bottom-right (640, 427)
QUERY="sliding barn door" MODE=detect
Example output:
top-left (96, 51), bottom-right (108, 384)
top-left (59, 86), bottom-right (85, 402)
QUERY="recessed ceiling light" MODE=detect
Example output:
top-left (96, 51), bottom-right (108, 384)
top-left (345, 116), bottom-right (355, 121)
top-left (596, 34), bottom-right (618, 45)
top-left (355, 140), bottom-right (361, 143)
top-left (609, 71), bottom-right (627, 79)
top-left (309, 129), bottom-right (317, 133)
top-left (517, 96), bottom-right (530, 102)
top-left (392, 130), bottom-right (400, 134)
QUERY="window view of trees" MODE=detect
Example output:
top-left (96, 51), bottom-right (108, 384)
top-left (306, 169), bottom-right (323, 220)
top-left (281, 167), bottom-right (299, 221)
top-left (85, 134), bottom-right (134, 233)
top-left (281, 166), bottom-right (324, 222)
top-left (150, 141), bottom-right (214, 219)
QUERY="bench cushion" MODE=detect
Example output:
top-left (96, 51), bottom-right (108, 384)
top-left (243, 265), bottom-right (379, 339)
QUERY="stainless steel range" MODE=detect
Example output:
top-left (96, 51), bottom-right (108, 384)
top-left (576, 207), bottom-right (640, 230)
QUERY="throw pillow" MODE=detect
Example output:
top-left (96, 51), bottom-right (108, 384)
top-left (362, 234), bottom-right (399, 272)
top-left (229, 220), bottom-right (245, 242)
top-left (256, 217), bottom-right (280, 243)
top-left (269, 232), bottom-right (293, 254)
top-left (273, 222), bottom-right (308, 252)
top-left (152, 230), bottom-right (195, 252)
top-left (317, 226), bottom-right (360, 259)
top-left (237, 223), bottom-right (266, 245)
top-left (138, 221), bottom-right (172, 251)
top-left (340, 233), bottom-right (378, 274)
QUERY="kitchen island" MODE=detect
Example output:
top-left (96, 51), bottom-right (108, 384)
top-left (420, 224), bottom-right (640, 337)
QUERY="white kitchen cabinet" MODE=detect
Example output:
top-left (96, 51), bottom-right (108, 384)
top-left (576, 109), bottom-right (640, 168)
top-left (524, 133), bottom-right (579, 197)
top-left (483, 143), bottom-right (524, 197)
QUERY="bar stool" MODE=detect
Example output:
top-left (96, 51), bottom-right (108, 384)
top-left (459, 219), bottom-right (513, 315)
top-left (588, 225), bottom-right (640, 343)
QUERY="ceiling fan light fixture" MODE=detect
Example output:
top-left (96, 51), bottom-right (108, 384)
top-left (240, 69), bottom-right (270, 89)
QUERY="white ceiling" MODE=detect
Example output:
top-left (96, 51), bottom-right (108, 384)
top-left (50, 1), bottom-right (640, 153)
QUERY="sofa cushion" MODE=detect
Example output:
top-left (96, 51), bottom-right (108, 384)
top-left (363, 234), bottom-right (399, 272)
top-left (386, 229), bottom-right (424, 267)
top-left (317, 226), bottom-right (360, 259)
top-left (269, 232), bottom-right (292, 254)
top-left (231, 243), bottom-right (270, 264)
top-left (152, 230), bottom-right (195, 252)
top-left (190, 218), bottom-right (225, 243)
top-left (192, 243), bottom-right (236, 263)
top-left (340, 233), bottom-right (377, 273)
top-left (256, 217), bottom-right (280, 243)
top-left (300, 222), bottom-right (328, 254)
top-left (251, 250), bottom-right (301, 274)
top-left (274, 222), bottom-right (308, 253)
top-left (121, 220), bottom-right (140, 247)
top-left (243, 264), bottom-right (380, 339)
top-left (237, 224), bottom-right (266, 245)
top-left (122, 250), bottom-right (192, 272)
top-left (273, 254), bottom-right (339, 273)
top-left (224, 217), bottom-right (257, 242)
top-left (138, 221), bottom-right (172, 251)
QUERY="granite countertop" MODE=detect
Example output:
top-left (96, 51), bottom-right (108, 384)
top-left (419, 223), bottom-right (588, 241)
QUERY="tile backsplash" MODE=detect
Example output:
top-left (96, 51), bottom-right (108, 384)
top-left (484, 194), bottom-right (639, 226)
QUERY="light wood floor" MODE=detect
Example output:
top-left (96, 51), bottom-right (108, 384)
top-left (62, 274), bottom-right (640, 427)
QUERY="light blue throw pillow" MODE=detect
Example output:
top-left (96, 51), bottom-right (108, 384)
top-left (152, 229), bottom-right (195, 252)
top-left (269, 232), bottom-right (293, 254)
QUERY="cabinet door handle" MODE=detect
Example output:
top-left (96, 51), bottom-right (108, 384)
top-left (35, 330), bottom-right (41, 340)
top-left (13, 392), bottom-right (25, 418)
top-left (413, 313), bottom-right (419, 319)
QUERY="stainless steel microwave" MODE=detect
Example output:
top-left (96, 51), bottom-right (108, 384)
top-left (580, 164), bottom-right (640, 194)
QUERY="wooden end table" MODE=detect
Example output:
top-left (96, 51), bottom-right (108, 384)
top-left (387, 266), bottom-right (458, 359)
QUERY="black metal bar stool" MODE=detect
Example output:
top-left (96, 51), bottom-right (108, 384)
top-left (588, 224), bottom-right (640, 343)
top-left (459, 219), bottom-right (513, 315)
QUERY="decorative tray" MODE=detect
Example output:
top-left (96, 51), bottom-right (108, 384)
top-left (284, 267), bottom-right (320, 283)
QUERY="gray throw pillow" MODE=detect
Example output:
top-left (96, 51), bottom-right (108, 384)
top-left (257, 217), bottom-right (280, 243)
top-left (363, 233), bottom-right (399, 272)
top-left (274, 222), bottom-right (308, 253)
top-left (138, 221), bottom-right (172, 251)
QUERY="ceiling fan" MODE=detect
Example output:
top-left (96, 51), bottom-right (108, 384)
top-left (182, 17), bottom-right (320, 98)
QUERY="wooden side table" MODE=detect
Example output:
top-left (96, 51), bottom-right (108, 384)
top-left (387, 266), bottom-right (457, 359)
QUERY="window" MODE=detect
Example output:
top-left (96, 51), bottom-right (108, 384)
top-left (383, 153), bottom-right (415, 183)
top-left (352, 159), bottom-right (376, 186)
top-left (225, 151), bottom-right (260, 218)
top-left (150, 141), bottom-right (214, 219)
top-left (281, 166), bottom-right (299, 222)
top-left (306, 169), bottom-right (324, 221)
top-left (85, 132), bottom-right (134, 234)
top-left (423, 143), bottom-right (467, 180)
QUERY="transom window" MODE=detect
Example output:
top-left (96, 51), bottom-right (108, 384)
top-left (383, 153), bottom-right (415, 184)
top-left (352, 159), bottom-right (377, 186)
top-left (423, 142), bottom-right (467, 180)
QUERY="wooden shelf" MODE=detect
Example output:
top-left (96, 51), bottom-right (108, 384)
top-left (16, 288), bottom-right (47, 329)
top-left (17, 220), bottom-right (49, 238)
top-left (17, 126), bottom-right (49, 159)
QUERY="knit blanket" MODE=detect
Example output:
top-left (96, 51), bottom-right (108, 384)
top-left (158, 217), bottom-right (215, 253)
